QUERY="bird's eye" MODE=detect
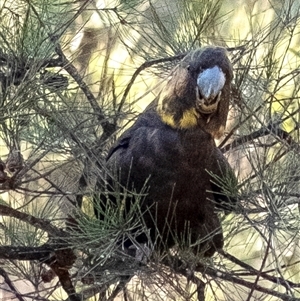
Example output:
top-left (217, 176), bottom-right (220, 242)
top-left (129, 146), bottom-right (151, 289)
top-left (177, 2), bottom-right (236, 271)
top-left (187, 65), bottom-right (200, 73)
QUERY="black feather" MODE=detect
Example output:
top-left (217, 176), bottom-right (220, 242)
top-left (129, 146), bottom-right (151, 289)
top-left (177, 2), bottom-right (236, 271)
top-left (96, 46), bottom-right (237, 257)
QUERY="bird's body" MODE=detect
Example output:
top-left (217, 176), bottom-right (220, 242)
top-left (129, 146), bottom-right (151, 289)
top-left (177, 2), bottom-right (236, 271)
top-left (97, 46), bottom-right (236, 257)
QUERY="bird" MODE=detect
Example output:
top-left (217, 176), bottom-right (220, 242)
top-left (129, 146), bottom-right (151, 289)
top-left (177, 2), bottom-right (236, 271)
top-left (96, 46), bottom-right (237, 257)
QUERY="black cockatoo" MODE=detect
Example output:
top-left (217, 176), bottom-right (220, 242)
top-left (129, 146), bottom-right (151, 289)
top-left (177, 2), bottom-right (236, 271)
top-left (97, 46), bottom-right (237, 257)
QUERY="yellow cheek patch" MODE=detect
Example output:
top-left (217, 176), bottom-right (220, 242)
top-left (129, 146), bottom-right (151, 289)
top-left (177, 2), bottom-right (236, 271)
top-left (161, 113), bottom-right (177, 128)
top-left (179, 108), bottom-right (199, 128)
top-left (160, 107), bottom-right (199, 129)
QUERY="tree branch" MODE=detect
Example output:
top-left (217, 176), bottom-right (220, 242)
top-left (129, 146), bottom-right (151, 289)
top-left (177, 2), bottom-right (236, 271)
top-left (54, 43), bottom-right (117, 142)
top-left (0, 245), bottom-right (54, 261)
top-left (44, 248), bottom-right (79, 301)
top-left (0, 204), bottom-right (66, 237)
top-left (0, 244), bottom-right (79, 301)
top-left (221, 122), bottom-right (300, 153)
top-left (219, 250), bottom-right (300, 289)
top-left (161, 253), bottom-right (300, 301)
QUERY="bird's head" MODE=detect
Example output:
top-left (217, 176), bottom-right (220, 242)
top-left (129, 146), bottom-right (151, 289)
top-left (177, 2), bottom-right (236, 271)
top-left (157, 46), bottom-right (233, 138)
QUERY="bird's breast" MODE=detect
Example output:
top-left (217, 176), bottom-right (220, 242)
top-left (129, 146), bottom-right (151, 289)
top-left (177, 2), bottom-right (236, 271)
top-left (128, 127), bottom-right (215, 198)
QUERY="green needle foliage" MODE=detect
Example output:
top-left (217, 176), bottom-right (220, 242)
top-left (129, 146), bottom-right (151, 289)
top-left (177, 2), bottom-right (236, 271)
top-left (0, 0), bottom-right (299, 301)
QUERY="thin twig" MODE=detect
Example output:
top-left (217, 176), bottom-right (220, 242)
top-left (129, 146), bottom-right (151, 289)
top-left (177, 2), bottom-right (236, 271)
top-left (0, 267), bottom-right (26, 301)
top-left (119, 52), bottom-right (187, 111)
top-left (219, 250), bottom-right (300, 289)
top-left (55, 43), bottom-right (117, 142)
top-left (245, 231), bottom-right (272, 301)
top-left (221, 122), bottom-right (300, 153)
top-left (107, 276), bottom-right (132, 301)
top-left (54, 44), bottom-right (105, 121)
top-left (0, 204), bottom-right (66, 237)
top-left (195, 263), bottom-right (298, 301)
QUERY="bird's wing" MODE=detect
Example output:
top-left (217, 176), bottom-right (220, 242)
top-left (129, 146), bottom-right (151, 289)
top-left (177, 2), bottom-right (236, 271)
top-left (106, 103), bottom-right (161, 162)
top-left (106, 135), bottom-right (130, 162)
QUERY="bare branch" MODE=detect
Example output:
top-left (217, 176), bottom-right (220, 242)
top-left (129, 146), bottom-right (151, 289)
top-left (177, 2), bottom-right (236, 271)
top-left (0, 204), bottom-right (66, 237)
top-left (54, 44), bottom-right (116, 142)
top-left (0, 245), bottom-right (54, 261)
top-left (219, 250), bottom-right (300, 289)
top-left (221, 122), bottom-right (300, 153)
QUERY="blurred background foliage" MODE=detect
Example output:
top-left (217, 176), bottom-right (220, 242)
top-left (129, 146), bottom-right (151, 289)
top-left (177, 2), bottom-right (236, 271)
top-left (0, 0), bottom-right (300, 300)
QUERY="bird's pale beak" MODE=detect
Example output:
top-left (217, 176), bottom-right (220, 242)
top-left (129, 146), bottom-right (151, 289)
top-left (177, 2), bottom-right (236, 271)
top-left (196, 66), bottom-right (225, 114)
